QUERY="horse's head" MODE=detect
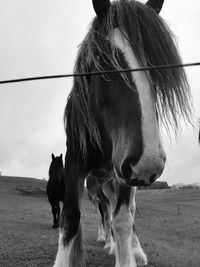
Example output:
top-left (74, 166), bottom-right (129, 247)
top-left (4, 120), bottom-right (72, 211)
top-left (89, 0), bottom-right (166, 186)
top-left (66, 0), bottom-right (191, 187)
top-left (49, 153), bottom-right (63, 178)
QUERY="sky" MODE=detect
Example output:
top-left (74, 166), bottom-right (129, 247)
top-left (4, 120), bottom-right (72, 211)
top-left (0, 0), bottom-right (200, 185)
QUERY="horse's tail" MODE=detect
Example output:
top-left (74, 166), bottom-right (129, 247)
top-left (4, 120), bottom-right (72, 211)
top-left (69, 224), bottom-right (86, 267)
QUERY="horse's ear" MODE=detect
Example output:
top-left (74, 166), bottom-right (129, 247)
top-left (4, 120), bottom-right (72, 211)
top-left (92, 0), bottom-right (111, 18)
top-left (146, 0), bottom-right (164, 14)
top-left (51, 153), bottom-right (55, 160)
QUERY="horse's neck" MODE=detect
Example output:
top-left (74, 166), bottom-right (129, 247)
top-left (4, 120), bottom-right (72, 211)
top-left (49, 170), bottom-right (62, 184)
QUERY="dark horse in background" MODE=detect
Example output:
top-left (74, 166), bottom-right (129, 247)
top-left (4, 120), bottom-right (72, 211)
top-left (46, 153), bottom-right (65, 228)
top-left (53, 0), bottom-right (192, 266)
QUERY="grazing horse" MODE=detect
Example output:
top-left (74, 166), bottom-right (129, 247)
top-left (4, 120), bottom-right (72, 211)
top-left (53, 0), bottom-right (192, 266)
top-left (46, 153), bottom-right (65, 228)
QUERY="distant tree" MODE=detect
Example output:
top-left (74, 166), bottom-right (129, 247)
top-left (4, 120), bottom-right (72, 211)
top-left (171, 182), bottom-right (200, 189)
top-left (138, 181), bottom-right (170, 190)
top-left (192, 182), bottom-right (200, 188)
top-left (171, 183), bottom-right (184, 189)
top-left (182, 183), bottom-right (200, 189)
top-left (0, 171), bottom-right (2, 176)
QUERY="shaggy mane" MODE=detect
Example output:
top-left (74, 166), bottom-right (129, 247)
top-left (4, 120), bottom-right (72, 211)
top-left (64, 0), bottom-right (192, 160)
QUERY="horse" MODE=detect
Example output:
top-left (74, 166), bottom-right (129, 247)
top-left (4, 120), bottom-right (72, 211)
top-left (53, 0), bottom-right (192, 266)
top-left (46, 153), bottom-right (65, 228)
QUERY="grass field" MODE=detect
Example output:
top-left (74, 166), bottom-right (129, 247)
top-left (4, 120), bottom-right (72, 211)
top-left (0, 176), bottom-right (200, 267)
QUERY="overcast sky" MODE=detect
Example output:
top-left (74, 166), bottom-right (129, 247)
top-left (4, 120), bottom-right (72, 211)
top-left (0, 0), bottom-right (200, 185)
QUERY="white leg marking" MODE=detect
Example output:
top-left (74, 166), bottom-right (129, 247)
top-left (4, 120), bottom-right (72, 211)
top-left (104, 236), bottom-right (116, 255)
top-left (53, 229), bottom-right (73, 267)
top-left (129, 187), bottom-right (136, 218)
top-left (132, 233), bottom-right (148, 266)
top-left (113, 205), bottom-right (137, 267)
top-left (130, 187), bottom-right (148, 266)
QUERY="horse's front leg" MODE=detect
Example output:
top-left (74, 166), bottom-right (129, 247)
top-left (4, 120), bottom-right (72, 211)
top-left (130, 188), bottom-right (148, 266)
top-left (53, 161), bottom-right (85, 267)
top-left (112, 185), bottom-right (137, 267)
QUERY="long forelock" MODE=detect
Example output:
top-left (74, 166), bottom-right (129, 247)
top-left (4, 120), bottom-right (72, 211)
top-left (64, 0), bottom-right (192, 159)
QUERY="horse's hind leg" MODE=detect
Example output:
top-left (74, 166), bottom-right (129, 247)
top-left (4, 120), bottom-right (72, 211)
top-left (50, 200), bottom-right (58, 228)
top-left (53, 162), bottom-right (85, 267)
top-left (103, 203), bottom-right (115, 255)
top-left (99, 196), bottom-right (115, 254)
top-left (97, 203), bottom-right (106, 242)
top-left (54, 202), bottom-right (60, 229)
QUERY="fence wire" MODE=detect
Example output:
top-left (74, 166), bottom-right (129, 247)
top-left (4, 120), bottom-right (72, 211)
top-left (0, 62), bottom-right (200, 85)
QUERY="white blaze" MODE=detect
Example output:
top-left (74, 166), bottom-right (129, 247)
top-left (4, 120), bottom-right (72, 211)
top-left (108, 28), bottom-right (165, 182)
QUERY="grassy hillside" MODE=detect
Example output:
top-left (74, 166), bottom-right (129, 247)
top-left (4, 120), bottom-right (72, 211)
top-left (136, 189), bottom-right (200, 266)
top-left (0, 176), bottom-right (200, 267)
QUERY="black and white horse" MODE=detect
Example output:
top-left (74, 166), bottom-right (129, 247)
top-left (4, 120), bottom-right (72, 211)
top-left (53, 0), bottom-right (191, 266)
top-left (46, 153), bottom-right (65, 228)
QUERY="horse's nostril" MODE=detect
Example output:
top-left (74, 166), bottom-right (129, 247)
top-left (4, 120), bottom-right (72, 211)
top-left (150, 174), bottom-right (157, 183)
top-left (121, 156), bottom-right (139, 180)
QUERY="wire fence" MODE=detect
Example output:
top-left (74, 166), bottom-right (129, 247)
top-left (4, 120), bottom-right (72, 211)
top-left (0, 61), bottom-right (200, 85)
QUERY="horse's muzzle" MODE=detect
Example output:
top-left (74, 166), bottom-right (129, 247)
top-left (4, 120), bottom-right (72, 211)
top-left (115, 150), bottom-right (166, 186)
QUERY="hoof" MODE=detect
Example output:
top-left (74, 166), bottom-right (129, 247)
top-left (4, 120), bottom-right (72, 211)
top-left (133, 247), bottom-right (148, 266)
top-left (108, 244), bottom-right (116, 255)
top-left (104, 240), bottom-right (116, 255)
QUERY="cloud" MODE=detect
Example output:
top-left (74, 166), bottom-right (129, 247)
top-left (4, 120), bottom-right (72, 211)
top-left (0, 79), bottom-right (67, 178)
